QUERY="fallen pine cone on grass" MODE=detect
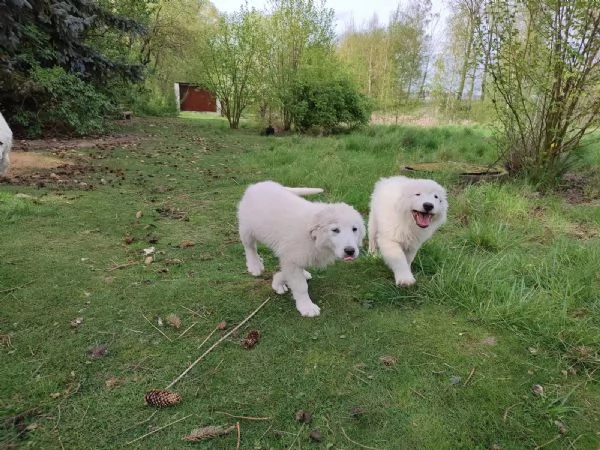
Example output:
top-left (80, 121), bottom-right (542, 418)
top-left (145, 389), bottom-right (182, 407)
top-left (241, 330), bottom-right (260, 349)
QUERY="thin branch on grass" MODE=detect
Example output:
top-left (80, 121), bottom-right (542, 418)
top-left (534, 434), bottom-right (562, 449)
top-left (410, 388), bottom-right (426, 400)
top-left (567, 434), bottom-right (584, 449)
top-left (196, 325), bottom-right (219, 349)
top-left (0, 281), bottom-right (33, 295)
top-left (503, 402), bottom-right (522, 422)
top-left (126, 414), bottom-right (192, 445)
top-left (177, 322), bottom-right (198, 339)
top-left (216, 411), bottom-right (271, 421)
top-left (121, 411), bottom-right (158, 434)
top-left (104, 261), bottom-right (138, 272)
top-left (52, 405), bottom-right (61, 431)
top-left (165, 297), bottom-right (271, 390)
top-left (341, 427), bottom-right (381, 450)
top-left (236, 422), bottom-right (241, 450)
top-left (463, 367), bottom-right (476, 386)
top-left (288, 423), bottom-right (305, 449)
top-left (142, 313), bottom-right (172, 342)
top-left (180, 304), bottom-right (209, 318)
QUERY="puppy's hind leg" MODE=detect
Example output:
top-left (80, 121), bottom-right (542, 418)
top-left (282, 264), bottom-right (320, 317)
top-left (239, 227), bottom-right (264, 276)
top-left (377, 238), bottom-right (416, 286)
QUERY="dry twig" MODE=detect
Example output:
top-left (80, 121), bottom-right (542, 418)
top-left (463, 367), bottom-right (476, 386)
top-left (165, 297), bottom-right (271, 389)
top-left (142, 313), bottom-right (172, 342)
top-left (341, 427), bottom-right (381, 450)
top-left (236, 422), bottom-right (241, 450)
top-left (105, 261), bottom-right (137, 272)
top-left (216, 411), bottom-right (271, 421)
top-left (126, 414), bottom-right (192, 445)
top-left (177, 322), bottom-right (198, 339)
top-left (0, 281), bottom-right (33, 295)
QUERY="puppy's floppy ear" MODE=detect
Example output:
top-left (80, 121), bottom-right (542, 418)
top-left (309, 209), bottom-right (332, 247)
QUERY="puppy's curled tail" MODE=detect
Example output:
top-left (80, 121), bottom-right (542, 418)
top-left (285, 187), bottom-right (324, 196)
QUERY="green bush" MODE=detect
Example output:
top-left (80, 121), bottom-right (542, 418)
top-left (11, 66), bottom-right (115, 137)
top-left (290, 70), bottom-right (371, 134)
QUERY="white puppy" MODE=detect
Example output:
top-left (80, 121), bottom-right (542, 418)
top-left (368, 176), bottom-right (447, 286)
top-left (0, 112), bottom-right (13, 177)
top-left (238, 181), bottom-right (366, 317)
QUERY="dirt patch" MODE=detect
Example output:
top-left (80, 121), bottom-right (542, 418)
top-left (12, 134), bottom-right (144, 153)
top-left (8, 151), bottom-right (72, 173)
top-left (2, 134), bottom-right (140, 189)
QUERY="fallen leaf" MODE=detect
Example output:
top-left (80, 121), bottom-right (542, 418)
top-left (379, 355), bottom-right (397, 366)
top-left (179, 240), bottom-right (195, 248)
top-left (70, 317), bottom-right (84, 328)
top-left (105, 377), bottom-right (122, 389)
top-left (183, 425), bottom-right (236, 441)
top-left (136, 210), bottom-right (143, 219)
top-left (295, 409), bottom-right (312, 423)
top-left (50, 392), bottom-right (61, 399)
top-left (531, 384), bottom-right (544, 396)
top-left (87, 344), bottom-right (108, 359)
top-left (309, 429), bottom-right (323, 442)
top-left (166, 314), bottom-right (182, 329)
top-left (143, 246), bottom-right (155, 256)
top-left (217, 321), bottom-right (227, 330)
top-left (144, 256), bottom-right (154, 265)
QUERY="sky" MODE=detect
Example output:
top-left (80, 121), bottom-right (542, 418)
top-left (215, 0), bottom-right (449, 36)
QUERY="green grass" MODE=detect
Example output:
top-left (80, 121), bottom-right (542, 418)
top-left (1, 117), bottom-right (599, 449)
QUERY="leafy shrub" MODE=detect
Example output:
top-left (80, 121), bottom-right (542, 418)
top-left (11, 66), bottom-right (115, 137)
top-left (290, 69), bottom-right (371, 134)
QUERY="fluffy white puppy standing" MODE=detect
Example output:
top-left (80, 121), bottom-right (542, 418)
top-left (368, 175), bottom-right (447, 286)
top-left (0, 112), bottom-right (13, 177)
top-left (238, 181), bottom-right (366, 317)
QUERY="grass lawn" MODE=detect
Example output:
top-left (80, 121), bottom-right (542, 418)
top-left (1, 116), bottom-right (599, 449)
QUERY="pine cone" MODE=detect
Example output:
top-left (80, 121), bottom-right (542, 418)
top-left (144, 389), bottom-right (182, 407)
top-left (241, 330), bottom-right (261, 349)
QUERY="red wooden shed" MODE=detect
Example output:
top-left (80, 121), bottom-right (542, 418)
top-left (175, 83), bottom-right (218, 112)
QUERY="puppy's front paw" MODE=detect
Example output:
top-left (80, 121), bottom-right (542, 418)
top-left (303, 270), bottom-right (312, 280)
top-left (247, 261), bottom-right (264, 276)
top-left (395, 273), bottom-right (416, 287)
top-left (297, 302), bottom-right (321, 317)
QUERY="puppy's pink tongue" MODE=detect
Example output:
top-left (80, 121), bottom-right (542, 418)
top-left (344, 256), bottom-right (354, 261)
top-left (415, 212), bottom-right (432, 227)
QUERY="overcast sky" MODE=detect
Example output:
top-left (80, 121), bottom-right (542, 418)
top-left (215, 0), bottom-right (449, 36)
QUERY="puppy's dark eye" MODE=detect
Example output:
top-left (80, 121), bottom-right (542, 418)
top-left (332, 228), bottom-right (340, 234)
top-left (434, 194), bottom-right (439, 199)
top-left (352, 227), bottom-right (358, 232)
top-left (416, 193), bottom-right (421, 196)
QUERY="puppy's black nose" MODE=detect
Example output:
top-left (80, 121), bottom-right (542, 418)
top-left (344, 247), bottom-right (356, 256)
top-left (423, 202), bottom-right (434, 212)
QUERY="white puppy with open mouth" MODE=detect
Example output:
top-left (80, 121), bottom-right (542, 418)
top-left (368, 175), bottom-right (447, 286)
top-left (238, 181), bottom-right (366, 317)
